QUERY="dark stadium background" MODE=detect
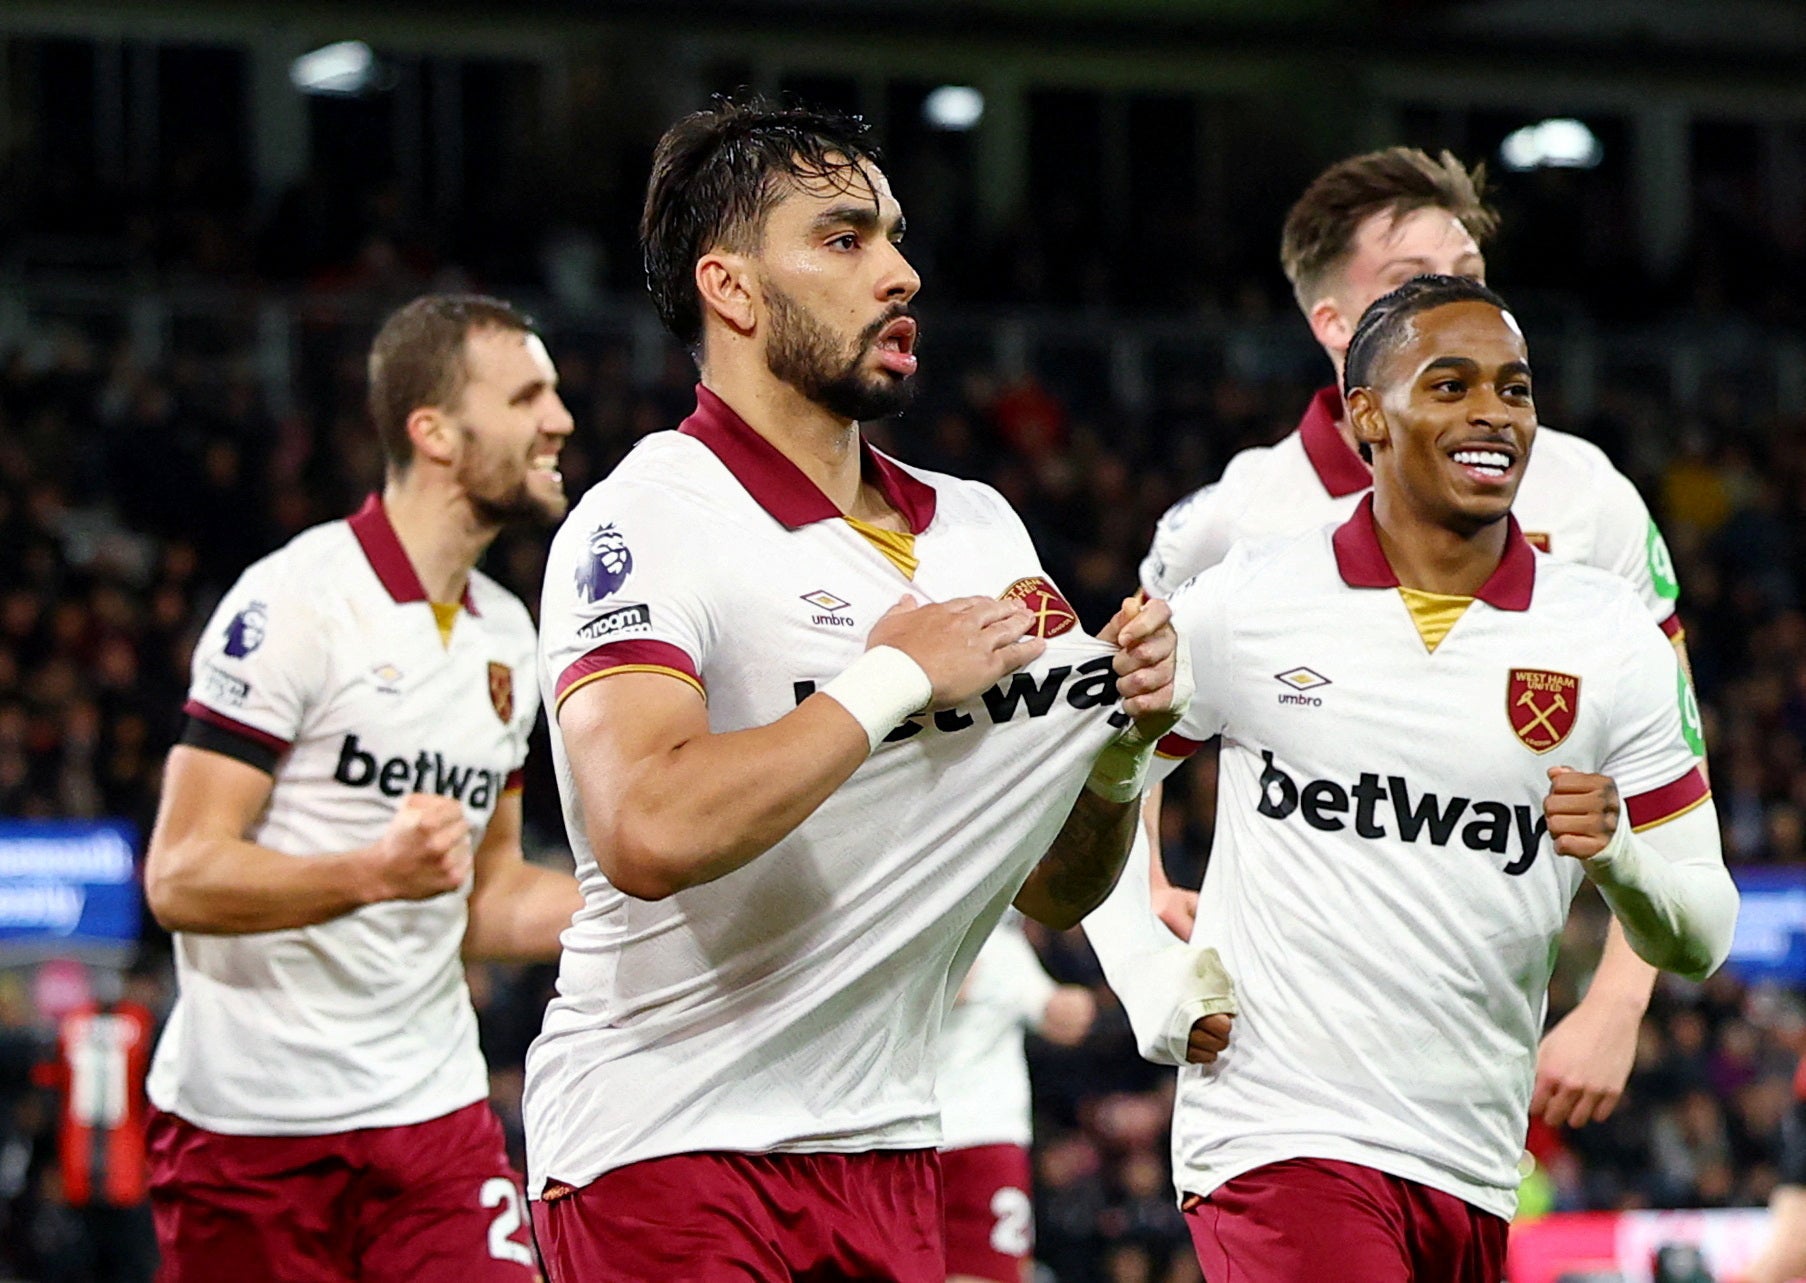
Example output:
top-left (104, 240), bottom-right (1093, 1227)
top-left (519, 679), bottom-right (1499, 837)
top-left (1, 1), bottom-right (1805, 1279)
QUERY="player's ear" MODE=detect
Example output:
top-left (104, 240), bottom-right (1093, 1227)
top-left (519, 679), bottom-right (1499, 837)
top-left (1307, 295), bottom-right (1354, 362)
top-left (407, 406), bottom-right (458, 467)
top-left (1346, 386), bottom-right (1388, 451)
top-left (696, 252), bottom-right (757, 337)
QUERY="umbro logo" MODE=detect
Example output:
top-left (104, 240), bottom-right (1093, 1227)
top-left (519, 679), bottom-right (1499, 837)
top-left (1275, 667), bottom-right (1330, 707)
top-left (802, 589), bottom-right (855, 628)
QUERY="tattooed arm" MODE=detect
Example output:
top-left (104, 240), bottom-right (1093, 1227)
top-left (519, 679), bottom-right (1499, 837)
top-left (1014, 788), bottom-right (1142, 929)
top-left (1016, 597), bottom-right (1182, 930)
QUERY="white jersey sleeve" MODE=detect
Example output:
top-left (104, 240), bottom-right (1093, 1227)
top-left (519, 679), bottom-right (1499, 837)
top-left (1597, 592), bottom-right (1708, 827)
top-left (1587, 464), bottom-right (1681, 628)
top-left (541, 471), bottom-right (718, 712)
top-left (184, 556), bottom-right (326, 754)
top-left (1140, 484), bottom-right (1230, 598)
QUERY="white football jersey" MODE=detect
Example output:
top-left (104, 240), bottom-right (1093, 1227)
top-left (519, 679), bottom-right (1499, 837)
top-left (1139, 387), bottom-right (1682, 635)
top-left (937, 916), bottom-right (1057, 1152)
top-left (148, 497), bottom-right (538, 1134)
top-left (1149, 496), bottom-right (1711, 1219)
top-left (524, 387), bottom-right (1123, 1195)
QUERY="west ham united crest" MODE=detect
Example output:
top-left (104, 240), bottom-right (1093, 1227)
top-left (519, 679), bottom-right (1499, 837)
top-left (488, 662), bottom-right (514, 723)
top-left (1507, 668), bottom-right (1579, 753)
top-left (999, 576), bottom-right (1079, 639)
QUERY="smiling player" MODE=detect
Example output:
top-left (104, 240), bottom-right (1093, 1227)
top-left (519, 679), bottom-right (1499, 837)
top-left (1123, 148), bottom-right (1694, 1133)
top-left (1145, 276), bottom-right (1736, 1282)
top-left (142, 294), bottom-right (584, 1282)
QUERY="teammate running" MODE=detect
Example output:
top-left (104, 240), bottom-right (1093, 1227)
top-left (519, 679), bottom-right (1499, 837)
top-left (142, 294), bottom-right (585, 1281)
top-left (522, 98), bottom-right (1184, 1283)
top-left (939, 917), bottom-right (1096, 1283)
top-left (1147, 275), bottom-right (1737, 1281)
top-left (1128, 147), bottom-right (1693, 1129)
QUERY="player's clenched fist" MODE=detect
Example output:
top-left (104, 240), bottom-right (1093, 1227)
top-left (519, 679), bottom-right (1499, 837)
top-left (866, 594), bottom-right (1046, 709)
top-left (1544, 766), bottom-right (1622, 859)
top-left (366, 793), bottom-right (473, 901)
top-left (1188, 1013), bottom-right (1233, 1066)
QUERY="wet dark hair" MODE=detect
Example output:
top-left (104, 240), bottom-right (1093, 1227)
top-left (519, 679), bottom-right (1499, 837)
top-left (640, 95), bottom-right (884, 352)
top-left (1343, 274), bottom-right (1515, 398)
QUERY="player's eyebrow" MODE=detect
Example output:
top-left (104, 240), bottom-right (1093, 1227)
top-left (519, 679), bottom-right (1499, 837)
top-left (1497, 360), bottom-right (1532, 382)
top-left (811, 204), bottom-right (906, 239)
top-left (508, 377), bottom-right (551, 406)
top-left (1422, 356), bottom-right (1480, 377)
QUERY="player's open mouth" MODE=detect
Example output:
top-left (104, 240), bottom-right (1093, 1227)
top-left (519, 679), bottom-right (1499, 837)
top-left (1448, 444), bottom-right (1517, 485)
top-left (531, 452), bottom-right (563, 483)
top-left (874, 317), bottom-right (919, 377)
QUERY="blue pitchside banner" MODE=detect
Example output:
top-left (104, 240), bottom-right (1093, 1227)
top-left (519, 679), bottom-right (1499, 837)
top-left (1726, 867), bottom-right (1806, 984)
top-left (0, 821), bottom-right (140, 956)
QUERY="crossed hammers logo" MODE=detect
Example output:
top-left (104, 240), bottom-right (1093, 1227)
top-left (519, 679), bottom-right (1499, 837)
top-left (1516, 687), bottom-right (1569, 746)
top-left (1026, 592), bottom-right (1076, 638)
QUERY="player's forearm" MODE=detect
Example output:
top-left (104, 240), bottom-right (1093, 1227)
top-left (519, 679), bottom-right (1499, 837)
top-left (583, 695), bottom-right (871, 899)
top-left (1081, 826), bottom-right (1210, 1063)
top-left (1143, 782), bottom-right (1170, 890)
top-left (1580, 919), bottom-right (1659, 1011)
top-left (1583, 801), bottom-right (1738, 982)
top-left (463, 861), bottom-right (583, 961)
top-left (1014, 787), bottom-right (1138, 930)
top-left (145, 836), bottom-right (379, 935)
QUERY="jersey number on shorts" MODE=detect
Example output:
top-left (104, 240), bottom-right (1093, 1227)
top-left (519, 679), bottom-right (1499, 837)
top-left (480, 1177), bottom-right (535, 1267)
top-left (989, 1185), bottom-right (1033, 1256)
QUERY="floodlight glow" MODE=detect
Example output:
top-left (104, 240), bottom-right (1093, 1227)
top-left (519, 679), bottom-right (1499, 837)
top-left (923, 86), bottom-right (985, 131)
top-left (1499, 118), bottom-right (1603, 172)
top-left (289, 41), bottom-right (378, 97)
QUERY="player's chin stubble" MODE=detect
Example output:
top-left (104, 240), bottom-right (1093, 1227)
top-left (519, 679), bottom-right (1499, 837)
top-left (458, 430), bottom-right (565, 528)
top-left (764, 286), bottom-right (917, 423)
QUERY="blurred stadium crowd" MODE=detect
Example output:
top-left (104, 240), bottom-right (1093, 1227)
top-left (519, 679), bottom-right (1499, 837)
top-left (0, 145), bottom-right (1801, 1280)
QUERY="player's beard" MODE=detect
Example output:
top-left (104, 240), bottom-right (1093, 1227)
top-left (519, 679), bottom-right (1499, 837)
top-left (456, 426), bottom-right (565, 528)
top-left (764, 284), bottom-right (917, 423)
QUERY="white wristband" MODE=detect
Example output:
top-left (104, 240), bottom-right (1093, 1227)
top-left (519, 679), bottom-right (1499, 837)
top-left (819, 646), bottom-right (933, 754)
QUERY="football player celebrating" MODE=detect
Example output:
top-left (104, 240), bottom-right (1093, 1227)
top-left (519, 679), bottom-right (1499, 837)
top-left (143, 295), bottom-right (585, 1281)
top-left (1146, 275), bottom-right (1735, 1282)
top-left (1124, 147), bottom-right (1694, 1131)
top-left (522, 98), bottom-right (1185, 1283)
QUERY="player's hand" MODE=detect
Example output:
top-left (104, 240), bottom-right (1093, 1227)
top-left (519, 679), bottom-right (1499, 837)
top-left (1100, 596), bottom-right (1185, 729)
top-left (867, 594), bottom-right (1045, 709)
top-left (1544, 766), bottom-right (1621, 859)
top-left (1187, 1012), bottom-right (1233, 1065)
top-left (366, 794), bottom-right (473, 902)
top-left (1532, 994), bottom-right (1641, 1127)
top-left (1152, 885), bottom-right (1199, 941)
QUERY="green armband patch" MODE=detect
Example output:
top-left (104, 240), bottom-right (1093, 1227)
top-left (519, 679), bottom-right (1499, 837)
top-left (1678, 665), bottom-right (1706, 757)
top-left (1648, 520), bottom-right (1680, 601)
